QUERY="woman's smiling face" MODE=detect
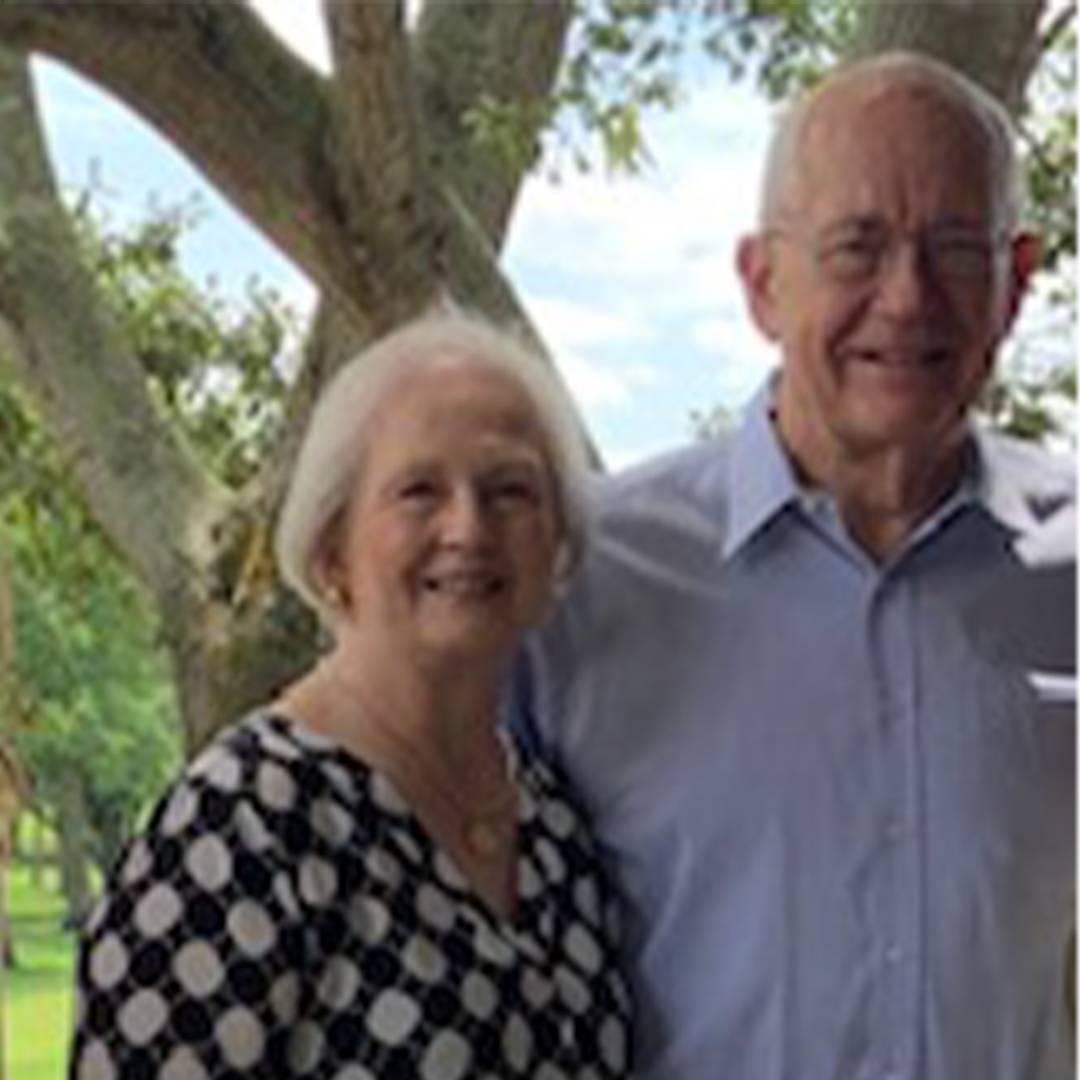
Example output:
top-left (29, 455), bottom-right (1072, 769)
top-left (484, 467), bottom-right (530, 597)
top-left (328, 355), bottom-right (562, 667)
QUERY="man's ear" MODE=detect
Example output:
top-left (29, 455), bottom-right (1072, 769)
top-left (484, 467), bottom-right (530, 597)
top-left (1003, 232), bottom-right (1041, 330)
top-left (736, 233), bottom-right (782, 342)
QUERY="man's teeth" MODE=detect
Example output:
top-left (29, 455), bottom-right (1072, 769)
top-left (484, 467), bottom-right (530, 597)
top-left (853, 349), bottom-right (945, 367)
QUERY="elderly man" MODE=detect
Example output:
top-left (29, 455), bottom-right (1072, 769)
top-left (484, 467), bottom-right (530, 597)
top-left (520, 51), bottom-right (1075, 1079)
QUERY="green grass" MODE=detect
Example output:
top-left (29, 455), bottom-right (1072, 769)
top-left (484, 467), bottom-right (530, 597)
top-left (6, 860), bottom-right (76, 1080)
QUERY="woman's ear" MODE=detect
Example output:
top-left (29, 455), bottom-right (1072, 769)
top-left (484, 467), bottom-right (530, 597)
top-left (312, 516), bottom-right (351, 613)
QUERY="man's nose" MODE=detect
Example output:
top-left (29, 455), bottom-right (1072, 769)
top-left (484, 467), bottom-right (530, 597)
top-left (872, 236), bottom-right (936, 318)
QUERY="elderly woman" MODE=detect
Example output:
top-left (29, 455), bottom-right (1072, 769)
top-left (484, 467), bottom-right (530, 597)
top-left (71, 312), bottom-right (632, 1078)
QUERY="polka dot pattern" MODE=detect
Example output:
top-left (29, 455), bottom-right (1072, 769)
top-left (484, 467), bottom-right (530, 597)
top-left (134, 883), bottom-right (182, 939)
top-left (71, 711), bottom-right (632, 1077)
top-left (173, 941), bottom-right (224, 998)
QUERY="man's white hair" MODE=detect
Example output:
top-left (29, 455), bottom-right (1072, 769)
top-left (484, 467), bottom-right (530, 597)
top-left (759, 51), bottom-right (1022, 228)
top-left (274, 309), bottom-right (591, 628)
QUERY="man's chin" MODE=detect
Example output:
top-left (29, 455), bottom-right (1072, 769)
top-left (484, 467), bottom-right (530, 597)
top-left (837, 392), bottom-right (965, 450)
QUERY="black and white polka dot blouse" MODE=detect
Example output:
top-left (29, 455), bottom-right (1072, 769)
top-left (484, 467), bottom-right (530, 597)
top-left (71, 711), bottom-right (632, 1078)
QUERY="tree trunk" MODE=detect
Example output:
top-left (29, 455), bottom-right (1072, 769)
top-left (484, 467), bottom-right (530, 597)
top-left (0, 539), bottom-right (11, 705)
top-left (849, 0), bottom-right (1047, 111)
top-left (0, 542), bottom-right (23, 961)
top-left (53, 773), bottom-right (93, 926)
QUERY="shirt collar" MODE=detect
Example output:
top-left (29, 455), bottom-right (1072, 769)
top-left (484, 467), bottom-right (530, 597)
top-left (722, 380), bottom-right (1071, 563)
top-left (723, 377), bottom-right (802, 560)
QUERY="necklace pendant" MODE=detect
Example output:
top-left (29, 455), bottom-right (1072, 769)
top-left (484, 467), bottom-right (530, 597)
top-left (466, 819), bottom-right (501, 858)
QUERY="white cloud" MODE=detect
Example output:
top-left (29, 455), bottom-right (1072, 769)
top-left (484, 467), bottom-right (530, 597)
top-left (523, 294), bottom-right (660, 413)
top-left (507, 81), bottom-right (770, 322)
top-left (556, 349), bottom-right (660, 412)
top-left (688, 315), bottom-right (777, 406)
top-left (528, 296), bottom-right (652, 348)
top-left (502, 76), bottom-right (776, 461)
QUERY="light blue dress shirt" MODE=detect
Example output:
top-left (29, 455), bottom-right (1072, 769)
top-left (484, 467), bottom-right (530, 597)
top-left (521, 388), bottom-right (1075, 1080)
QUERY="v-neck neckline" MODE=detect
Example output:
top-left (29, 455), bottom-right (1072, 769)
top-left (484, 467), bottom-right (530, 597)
top-left (260, 710), bottom-right (548, 936)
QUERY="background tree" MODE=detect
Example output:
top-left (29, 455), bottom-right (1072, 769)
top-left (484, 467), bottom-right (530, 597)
top-left (1, 371), bottom-right (179, 920)
top-left (0, 199), bottom-right (296, 916)
top-left (0, 0), bottom-right (1067, 753)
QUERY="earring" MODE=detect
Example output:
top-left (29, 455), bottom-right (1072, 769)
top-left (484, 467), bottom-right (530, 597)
top-left (322, 577), bottom-right (350, 612)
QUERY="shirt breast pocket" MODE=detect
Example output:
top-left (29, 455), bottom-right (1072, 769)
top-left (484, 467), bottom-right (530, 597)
top-left (970, 660), bottom-right (1075, 911)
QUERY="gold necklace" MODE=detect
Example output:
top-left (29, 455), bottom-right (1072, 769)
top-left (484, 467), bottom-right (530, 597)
top-left (455, 729), bottom-right (519, 859)
top-left (296, 661), bottom-right (520, 860)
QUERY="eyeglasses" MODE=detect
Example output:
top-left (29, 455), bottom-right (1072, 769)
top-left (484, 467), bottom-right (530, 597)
top-left (768, 219), bottom-right (1009, 287)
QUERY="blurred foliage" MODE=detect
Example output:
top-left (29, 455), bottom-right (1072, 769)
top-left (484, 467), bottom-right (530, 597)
top-left (984, 325), bottom-right (1077, 449)
top-left (2, 471), bottom-right (180, 878)
top-left (984, 364), bottom-right (1076, 446)
top-left (0, 374), bottom-right (180, 877)
top-left (69, 193), bottom-right (296, 488)
top-left (467, 0), bottom-right (862, 176)
top-left (1019, 16), bottom-right (1076, 282)
top-left (0, 194), bottom-right (296, 875)
top-left (689, 401), bottom-right (740, 441)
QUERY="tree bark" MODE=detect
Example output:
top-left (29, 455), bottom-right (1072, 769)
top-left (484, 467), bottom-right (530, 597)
top-left (53, 772), bottom-right (93, 925)
top-left (0, 3), bottom-right (363, 309)
top-left (850, 0), bottom-right (1048, 112)
top-left (0, 52), bottom-right (230, 604)
top-left (413, 0), bottom-right (576, 246)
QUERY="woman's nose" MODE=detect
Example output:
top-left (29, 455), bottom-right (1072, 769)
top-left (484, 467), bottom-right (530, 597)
top-left (439, 487), bottom-right (488, 545)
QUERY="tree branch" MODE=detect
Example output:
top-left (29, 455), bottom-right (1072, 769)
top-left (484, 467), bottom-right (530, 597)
top-left (1038, 2), bottom-right (1076, 56)
top-left (322, 0), bottom-right (435, 310)
top-left (413, 0), bottom-right (575, 249)
top-left (849, 0), bottom-right (1047, 112)
top-left (0, 0), bottom-right (383, 318)
top-left (0, 47), bottom-right (229, 605)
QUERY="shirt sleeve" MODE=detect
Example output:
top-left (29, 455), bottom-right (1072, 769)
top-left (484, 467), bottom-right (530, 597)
top-left (70, 761), bottom-right (308, 1079)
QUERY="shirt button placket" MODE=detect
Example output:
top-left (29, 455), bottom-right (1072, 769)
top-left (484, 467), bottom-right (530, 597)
top-left (865, 572), bottom-right (918, 1080)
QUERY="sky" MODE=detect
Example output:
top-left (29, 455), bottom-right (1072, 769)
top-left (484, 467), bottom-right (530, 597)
top-left (28, 3), bottom-right (1072, 468)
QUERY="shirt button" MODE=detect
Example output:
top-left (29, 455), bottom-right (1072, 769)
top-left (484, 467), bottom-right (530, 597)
top-left (885, 944), bottom-right (904, 964)
top-left (885, 819), bottom-right (905, 841)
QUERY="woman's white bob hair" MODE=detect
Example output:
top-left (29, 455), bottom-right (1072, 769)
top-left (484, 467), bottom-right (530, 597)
top-left (274, 309), bottom-right (592, 627)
